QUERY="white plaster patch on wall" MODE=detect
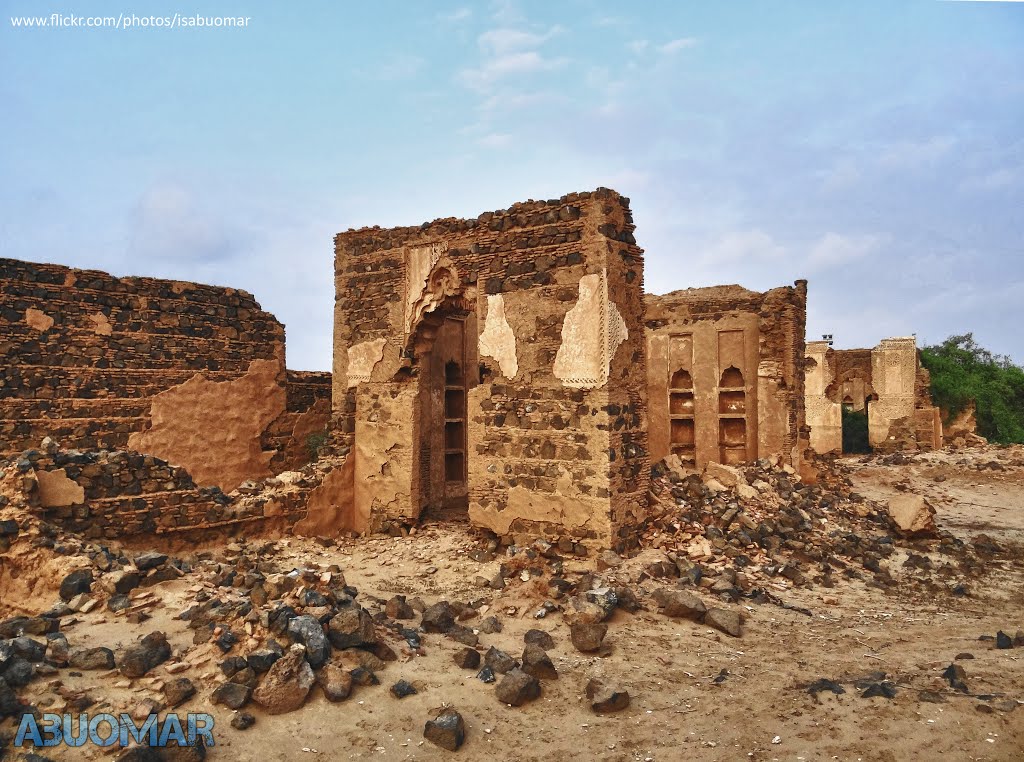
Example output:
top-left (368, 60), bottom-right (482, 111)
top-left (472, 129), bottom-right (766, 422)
top-left (347, 338), bottom-right (389, 387)
top-left (478, 294), bottom-right (518, 378)
top-left (553, 273), bottom-right (605, 388)
top-left (553, 270), bottom-right (626, 389)
top-left (25, 308), bottom-right (54, 332)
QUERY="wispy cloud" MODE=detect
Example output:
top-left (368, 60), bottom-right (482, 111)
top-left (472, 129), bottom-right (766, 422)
top-left (478, 132), bottom-right (512, 148)
top-left (478, 26), bottom-right (560, 55)
top-left (128, 184), bottom-right (245, 265)
top-left (817, 158), bottom-right (862, 192)
top-left (489, 0), bottom-right (525, 25)
top-left (459, 23), bottom-right (567, 92)
top-left (439, 7), bottom-right (472, 23)
top-left (807, 232), bottom-right (885, 270)
top-left (629, 37), bottom-right (698, 56)
top-left (960, 166), bottom-right (1021, 192)
top-left (877, 135), bottom-right (956, 170)
top-left (459, 51), bottom-right (567, 90)
top-left (478, 91), bottom-right (559, 113)
top-left (699, 229), bottom-right (788, 266)
top-left (658, 37), bottom-right (697, 54)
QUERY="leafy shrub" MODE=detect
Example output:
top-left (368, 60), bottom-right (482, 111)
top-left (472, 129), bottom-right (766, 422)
top-left (306, 429), bottom-right (329, 461)
top-left (920, 334), bottom-right (1024, 444)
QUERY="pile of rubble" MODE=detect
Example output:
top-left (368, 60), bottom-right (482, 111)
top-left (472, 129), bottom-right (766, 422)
top-left (639, 455), bottom-right (989, 593)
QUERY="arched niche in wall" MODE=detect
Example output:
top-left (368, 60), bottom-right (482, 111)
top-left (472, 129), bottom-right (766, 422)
top-left (718, 365), bottom-right (747, 464)
top-left (668, 367), bottom-right (695, 466)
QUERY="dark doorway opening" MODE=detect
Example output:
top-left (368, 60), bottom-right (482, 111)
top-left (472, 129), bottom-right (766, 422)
top-left (416, 314), bottom-right (472, 521)
top-left (841, 405), bottom-right (871, 454)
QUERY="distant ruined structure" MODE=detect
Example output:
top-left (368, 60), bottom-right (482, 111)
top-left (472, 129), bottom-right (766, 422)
top-left (644, 283), bottom-right (808, 471)
top-left (804, 336), bottom-right (942, 453)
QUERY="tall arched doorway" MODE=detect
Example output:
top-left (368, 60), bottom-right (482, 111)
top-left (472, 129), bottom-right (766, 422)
top-left (405, 296), bottom-right (477, 521)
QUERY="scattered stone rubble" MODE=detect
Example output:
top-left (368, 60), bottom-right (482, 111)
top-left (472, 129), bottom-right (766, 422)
top-left (640, 454), bottom-right (992, 596)
top-left (0, 445), bottom-right (1022, 757)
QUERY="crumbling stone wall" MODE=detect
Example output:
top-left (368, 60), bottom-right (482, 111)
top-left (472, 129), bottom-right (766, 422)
top-left (332, 189), bottom-right (649, 550)
top-left (264, 371), bottom-right (333, 473)
top-left (10, 448), bottom-right (274, 539)
top-left (805, 337), bottom-right (942, 453)
top-left (0, 258), bottom-right (329, 490)
top-left (644, 283), bottom-right (808, 471)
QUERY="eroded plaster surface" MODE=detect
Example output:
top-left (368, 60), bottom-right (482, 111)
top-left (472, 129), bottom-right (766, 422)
top-left (36, 468), bottom-right (85, 507)
top-left (869, 337), bottom-right (918, 447)
top-left (644, 283), bottom-right (808, 469)
top-left (294, 458), bottom-right (357, 536)
top-left (477, 294), bottom-right (518, 379)
top-left (607, 300), bottom-right (629, 358)
top-left (346, 339), bottom-right (388, 387)
top-left (805, 336), bottom-right (940, 453)
top-left (332, 189), bottom-right (649, 548)
top-left (468, 477), bottom-right (612, 538)
top-left (353, 384), bottom-right (416, 530)
top-left (804, 341), bottom-right (842, 453)
top-left (128, 358), bottom-right (287, 491)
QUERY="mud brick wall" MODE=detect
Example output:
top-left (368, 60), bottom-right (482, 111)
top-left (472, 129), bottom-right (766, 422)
top-left (645, 282), bottom-right (808, 471)
top-left (7, 447), bottom-right (308, 540)
top-left (0, 257), bottom-right (326, 490)
top-left (333, 188), bottom-right (650, 550)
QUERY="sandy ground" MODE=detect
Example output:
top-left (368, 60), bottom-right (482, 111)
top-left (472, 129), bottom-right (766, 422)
top-left (2, 447), bottom-right (1023, 761)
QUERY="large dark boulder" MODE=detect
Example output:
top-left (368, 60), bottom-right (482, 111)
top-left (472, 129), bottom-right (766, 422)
top-left (59, 569), bottom-right (93, 602)
top-left (118, 631), bottom-right (171, 678)
top-left (287, 615), bottom-right (330, 668)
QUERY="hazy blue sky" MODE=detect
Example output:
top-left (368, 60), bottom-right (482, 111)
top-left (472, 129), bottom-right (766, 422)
top-left (2, 1), bottom-right (1022, 369)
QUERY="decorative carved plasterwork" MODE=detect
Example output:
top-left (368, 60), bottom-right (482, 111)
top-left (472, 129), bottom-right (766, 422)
top-left (478, 294), bottom-right (518, 379)
top-left (404, 242), bottom-right (452, 337)
top-left (553, 270), bottom-right (629, 389)
top-left (347, 338), bottom-right (388, 387)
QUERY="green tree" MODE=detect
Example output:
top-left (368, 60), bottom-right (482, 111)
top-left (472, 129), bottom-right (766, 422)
top-left (920, 334), bottom-right (1024, 444)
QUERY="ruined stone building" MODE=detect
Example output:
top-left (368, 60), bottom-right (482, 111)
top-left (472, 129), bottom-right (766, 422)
top-left (0, 258), bottom-right (331, 492)
top-left (331, 189), bottom-right (649, 550)
top-left (804, 336), bottom-right (942, 453)
top-left (644, 283), bottom-right (808, 471)
top-left (2, 188), bottom-right (821, 549)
